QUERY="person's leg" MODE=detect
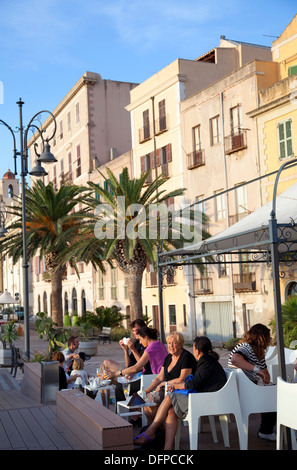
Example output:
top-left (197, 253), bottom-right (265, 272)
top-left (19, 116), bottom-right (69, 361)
top-left (163, 406), bottom-right (178, 450)
top-left (134, 395), bottom-right (173, 445)
top-left (258, 412), bottom-right (277, 439)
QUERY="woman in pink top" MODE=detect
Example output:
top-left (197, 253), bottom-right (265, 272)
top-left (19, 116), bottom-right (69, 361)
top-left (109, 326), bottom-right (167, 379)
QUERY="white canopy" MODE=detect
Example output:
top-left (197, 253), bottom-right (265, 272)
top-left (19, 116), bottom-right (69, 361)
top-left (0, 290), bottom-right (18, 305)
top-left (159, 180), bottom-right (297, 265)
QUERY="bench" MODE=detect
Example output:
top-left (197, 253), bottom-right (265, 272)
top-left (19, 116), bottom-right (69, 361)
top-left (56, 389), bottom-right (133, 450)
top-left (98, 327), bottom-right (111, 344)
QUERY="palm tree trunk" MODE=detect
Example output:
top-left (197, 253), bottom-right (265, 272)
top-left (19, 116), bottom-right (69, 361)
top-left (50, 269), bottom-right (63, 326)
top-left (126, 269), bottom-right (144, 322)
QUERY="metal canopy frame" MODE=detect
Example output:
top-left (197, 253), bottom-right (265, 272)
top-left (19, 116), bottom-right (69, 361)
top-left (157, 158), bottom-right (297, 384)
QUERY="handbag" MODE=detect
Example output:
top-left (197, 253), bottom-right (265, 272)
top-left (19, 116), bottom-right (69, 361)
top-left (173, 374), bottom-right (196, 395)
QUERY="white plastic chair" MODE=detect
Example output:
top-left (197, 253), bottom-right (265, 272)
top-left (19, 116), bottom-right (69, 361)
top-left (267, 348), bottom-right (297, 383)
top-left (276, 377), bottom-right (297, 450)
top-left (175, 370), bottom-right (245, 450)
top-left (232, 368), bottom-right (277, 449)
top-left (265, 346), bottom-right (277, 361)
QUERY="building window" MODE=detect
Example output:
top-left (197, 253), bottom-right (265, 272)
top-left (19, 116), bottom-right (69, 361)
top-left (193, 125), bottom-right (202, 152)
top-left (168, 305), bottom-right (176, 332)
top-left (67, 111), bottom-right (71, 132)
top-left (81, 290), bottom-right (86, 315)
top-left (158, 99), bottom-right (166, 132)
top-left (210, 115), bottom-right (220, 146)
top-left (98, 271), bottom-right (104, 300)
top-left (278, 119), bottom-right (293, 160)
top-left (64, 292), bottom-right (68, 313)
top-left (230, 105), bottom-right (242, 135)
top-left (111, 268), bottom-right (117, 300)
top-left (214, 189), bottom-right (226, 221)
top-left (59, 120), bottom-right (63, 139)
top-left (76, 144), bottom-right (81, 177)
top-left (72, 288), bottom-right (77, 314)
top-left (142, 109), bottom-right (150, 140)
top-left (235, 183), bottom-right (248, 219)
top-left (218, 254), bottom-right (230, 277)
top-left (43, 291), bottom-right (48, 313)
top-left (68, 152), bottom-right (72, 180)
top-left (75, 102), bottom-right (80, 124)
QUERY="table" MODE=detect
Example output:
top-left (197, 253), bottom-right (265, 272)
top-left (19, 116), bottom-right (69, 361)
top-left (116, 395), bottom-right (156, 424)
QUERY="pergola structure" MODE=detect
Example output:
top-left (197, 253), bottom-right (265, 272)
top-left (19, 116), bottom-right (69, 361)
top-left (158, 158), bottom-right (297, 382)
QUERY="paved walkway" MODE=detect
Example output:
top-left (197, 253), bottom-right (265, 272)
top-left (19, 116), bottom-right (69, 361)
top-left (0, 324), bottom-right (278, 452)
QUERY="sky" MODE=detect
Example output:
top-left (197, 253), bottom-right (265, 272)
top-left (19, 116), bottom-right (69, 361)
top-left (0, 0), bottom-right (296, 181)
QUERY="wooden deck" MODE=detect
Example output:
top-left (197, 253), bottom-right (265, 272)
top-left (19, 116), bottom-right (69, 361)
top-left (0, 368), bottom-right (80, 450)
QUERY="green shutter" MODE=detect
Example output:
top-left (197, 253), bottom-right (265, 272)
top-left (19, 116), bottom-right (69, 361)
top-left (289, 65), bottom-right (297, 76)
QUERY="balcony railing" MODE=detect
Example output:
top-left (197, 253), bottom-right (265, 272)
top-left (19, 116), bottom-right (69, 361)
top-left (187, 149), bottom-right (205, 170)
top-left (233, 272), bottom-right (256, 292)
top-left (194, 277), bottom-right (213, 295)
top-left (225, 129), bottom-right (247, 154)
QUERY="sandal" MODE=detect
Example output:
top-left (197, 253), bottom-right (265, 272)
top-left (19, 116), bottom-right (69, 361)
top-left (133, 431), bottom-right (153, 445)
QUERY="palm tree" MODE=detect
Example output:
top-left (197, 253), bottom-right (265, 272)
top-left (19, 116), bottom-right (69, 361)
top-left (0, 180), bottom-right (103, 327)
top-left (66, 167), bottom-right (208, 322)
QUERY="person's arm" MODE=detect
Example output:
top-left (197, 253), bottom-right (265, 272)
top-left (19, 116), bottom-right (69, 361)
top-left (230, 352), bottom-right (269, 383)
top-left (168, 368), bottom-right (193, 386)
top-left (127, 339), bottom-right (142, 363)
top-left (145, 369), bottom-right (165, 394)
top-left (112, 351), bottom-right (150, 378)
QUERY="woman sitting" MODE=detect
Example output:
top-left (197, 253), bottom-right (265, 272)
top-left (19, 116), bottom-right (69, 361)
top-left (134, 336), bottom-right (226, 450)
top-left (108, 326), bottom-right (168, 380)
top-left (52, 351), bottom-right (78, 390)
top-left (144, 331), bottom-right (196, 424)
top-left (228, 323), bottom-right (276, 441)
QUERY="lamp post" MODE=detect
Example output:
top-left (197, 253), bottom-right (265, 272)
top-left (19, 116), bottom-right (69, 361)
top-left (0, 99), bottom-right (57, 359)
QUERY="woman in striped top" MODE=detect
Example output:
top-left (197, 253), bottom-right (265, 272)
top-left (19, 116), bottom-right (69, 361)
top-left (228, 323), bottom-right (276, 441)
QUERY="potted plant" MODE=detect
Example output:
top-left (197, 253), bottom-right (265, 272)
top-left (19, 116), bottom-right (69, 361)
top-left (63, 311), bottom-right (71, 327)
top-left (72, 310), bottom-right (79, 326)
top-left (35, 312), bottom-right (71, 360)
top-left (77, 322), bottom-right (98, 356)
top-left (0, 322), bottom-right (18, 366)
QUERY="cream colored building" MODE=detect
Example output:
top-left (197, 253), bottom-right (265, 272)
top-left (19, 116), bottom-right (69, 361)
top-left (247, 14), bottom-right (297, 307)
top-left (127, 38), bottom-right (272, 341)
top-left (28, 72), bottom-right (137, 319)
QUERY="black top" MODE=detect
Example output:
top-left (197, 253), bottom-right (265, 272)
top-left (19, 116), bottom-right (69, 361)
top-left (129, 338), bottom-right (152, 375)
top-left (59, 365), bottom-right (68, 390)
top-left (163, 349), bottom-right (196, 381)
top-left (185, 354), bottom-right (227, 392)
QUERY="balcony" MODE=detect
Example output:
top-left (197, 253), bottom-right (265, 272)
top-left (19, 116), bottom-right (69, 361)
top-left (194, 277), bottom-right (213, 295)
top-left (225, 129), bottom-right (247, 155)
top-left (233, 272), bottom-right (256, 292)
top-left (139, 124), bottom-right (152, 143)
top-left (187, 149), bottom-right (205, 170)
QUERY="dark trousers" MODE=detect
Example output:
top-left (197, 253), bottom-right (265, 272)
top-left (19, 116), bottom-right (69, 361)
top-left (259, 412), bottom-right (277, 434)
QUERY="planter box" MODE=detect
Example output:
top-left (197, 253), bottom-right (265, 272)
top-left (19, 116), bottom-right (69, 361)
top-left (0, 348), bottom-right (12, 366)
top-left (78, 339), bottom-right (98, 356)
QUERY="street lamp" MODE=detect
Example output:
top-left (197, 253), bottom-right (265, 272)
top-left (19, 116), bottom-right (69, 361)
top-left (0, 98), bottom-right (57, 359)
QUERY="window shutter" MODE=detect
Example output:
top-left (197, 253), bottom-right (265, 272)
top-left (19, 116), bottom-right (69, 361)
top-left (166, 143), bottom-right (172, 162)
top-left (140, 156), bottom-right (145, 173)
top-left (156, 148), bottom-right (161, 167)
top-left (150, 151), bottom-right (156, 169)
top-left (289, 65), bottom-right (297, 76)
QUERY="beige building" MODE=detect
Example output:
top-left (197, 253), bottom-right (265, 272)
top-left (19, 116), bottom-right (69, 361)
top-left (28, 72), bottom-right (138, 319)
top-left (247, 15), bottom-right (297, 309)
top-left (127, 38), bottom-right (272, 341)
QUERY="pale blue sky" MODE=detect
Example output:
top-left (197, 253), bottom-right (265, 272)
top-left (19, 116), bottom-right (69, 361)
top-left (0, 0), bottom-right (296, 181)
